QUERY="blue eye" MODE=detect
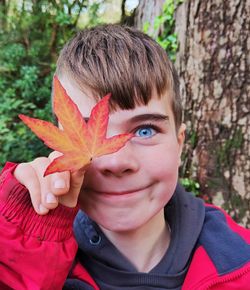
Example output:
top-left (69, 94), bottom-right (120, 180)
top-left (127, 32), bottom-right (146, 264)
top-left (135, 126), bottom-right (156, 138)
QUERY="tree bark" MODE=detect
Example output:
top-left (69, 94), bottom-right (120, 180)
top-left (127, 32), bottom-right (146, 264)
top-left (134, 0), bottom-right (165, 37)
top-left (175, 0), bottom-right (250, 226)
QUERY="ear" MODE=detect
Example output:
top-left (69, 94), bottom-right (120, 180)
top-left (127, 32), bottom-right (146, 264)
top-left (177, 123), bottom-right (186, 165)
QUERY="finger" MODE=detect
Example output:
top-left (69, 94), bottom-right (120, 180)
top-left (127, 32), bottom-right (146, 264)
top-left (31, 157), bottom-right (59, 210)
top-left (47, 151), bottom-right (85, 208)
top-left (50, 171), bottom-right (70, 196)
top-left (48, 151), bottom-right (70, 196)
top-left (59, 169), bottom-right (85, 208)
top-left (14, 162), bottom-right (49, 215)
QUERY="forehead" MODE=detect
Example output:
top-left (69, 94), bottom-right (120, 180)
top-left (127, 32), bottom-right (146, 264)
top-left (59, 75), bottom-right (173, 120)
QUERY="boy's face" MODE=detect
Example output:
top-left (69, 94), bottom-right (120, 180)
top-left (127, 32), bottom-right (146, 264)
top-left (59, 76), bottom-right (185, 233)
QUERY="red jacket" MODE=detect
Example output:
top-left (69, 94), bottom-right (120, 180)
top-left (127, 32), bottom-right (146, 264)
top-left (1, 162), bottom-right (250, 290)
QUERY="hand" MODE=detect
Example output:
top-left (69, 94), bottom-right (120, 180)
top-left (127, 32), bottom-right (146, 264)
top-left (14, 151), bottom-right (85, 215)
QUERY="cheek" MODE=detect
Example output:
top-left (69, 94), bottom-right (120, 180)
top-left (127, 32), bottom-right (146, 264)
top-left (143, 142), bottom-right (180, 179)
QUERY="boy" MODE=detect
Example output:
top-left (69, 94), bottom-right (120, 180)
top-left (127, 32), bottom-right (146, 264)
top-left (0, 24), bottom-right (250, 290)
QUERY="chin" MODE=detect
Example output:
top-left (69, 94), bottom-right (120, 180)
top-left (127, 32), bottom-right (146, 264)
top-left (91, 212), bottom-right (145, 233)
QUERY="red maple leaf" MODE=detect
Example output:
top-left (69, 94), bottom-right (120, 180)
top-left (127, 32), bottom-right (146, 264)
top-left (19, 76), bottom-right (132, 176)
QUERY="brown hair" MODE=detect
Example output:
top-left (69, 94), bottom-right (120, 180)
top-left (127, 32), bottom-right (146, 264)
top-left (56, 24), bottom-right (182, 129)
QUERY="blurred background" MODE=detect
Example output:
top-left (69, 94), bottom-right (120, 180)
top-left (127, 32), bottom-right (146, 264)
top-left (0, 0), bottom-right (249, 226)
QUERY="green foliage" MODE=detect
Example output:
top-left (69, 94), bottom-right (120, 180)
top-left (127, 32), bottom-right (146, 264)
top-left (143, 0), bottom-right (184, 61)
top-left (180, 177), bottom-right (200, 196)
top-left (0, 0), bottom-right (103, 169)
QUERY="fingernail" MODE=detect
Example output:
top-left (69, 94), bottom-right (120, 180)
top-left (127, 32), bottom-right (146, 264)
top-left (39, 204), bottom-right (48, 214)
top-left (46, 192), bottom-right (57, 204)
top-left (54, 179), bottom-right (65, 189)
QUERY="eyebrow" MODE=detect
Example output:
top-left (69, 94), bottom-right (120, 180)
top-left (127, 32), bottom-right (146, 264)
top-left (129, 113), bottom-right (169, 123)
top-left (83, 113), bottom-right (169, 124)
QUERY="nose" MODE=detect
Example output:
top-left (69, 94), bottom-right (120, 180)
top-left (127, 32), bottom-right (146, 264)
top-left (93, 142), bottom-right (139, 177)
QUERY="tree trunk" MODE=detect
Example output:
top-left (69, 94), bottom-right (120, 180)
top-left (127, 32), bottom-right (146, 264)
top-left (175, 0), bottom-right (250, 227)
top-left (133, 0), bottom-right (165, 37)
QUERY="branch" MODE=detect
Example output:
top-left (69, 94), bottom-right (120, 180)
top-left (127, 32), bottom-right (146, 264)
top-left (73, 0), bottom-right (87, 27)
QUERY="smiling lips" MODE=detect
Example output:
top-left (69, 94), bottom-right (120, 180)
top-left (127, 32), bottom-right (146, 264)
top-left (88, 184), bottom-right (153, 196)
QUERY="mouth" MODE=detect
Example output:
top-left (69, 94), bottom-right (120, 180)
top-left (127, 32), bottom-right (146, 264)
top-left (86, 184), bottom-right (153, 196)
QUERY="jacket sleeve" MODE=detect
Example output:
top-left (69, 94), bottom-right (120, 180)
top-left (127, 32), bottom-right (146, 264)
top-left (0, 162), bottom-right (79, 290)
